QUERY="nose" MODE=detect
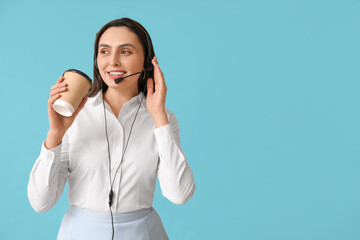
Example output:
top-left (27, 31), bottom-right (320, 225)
top-left (109, 51), bottom-right (121, 66)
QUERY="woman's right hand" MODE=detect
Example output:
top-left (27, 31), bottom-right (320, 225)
top-left (45, 76), bottom-right (88, 149)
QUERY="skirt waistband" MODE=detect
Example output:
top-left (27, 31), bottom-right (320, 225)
top-left (67, 205), bottom-right (153, 224)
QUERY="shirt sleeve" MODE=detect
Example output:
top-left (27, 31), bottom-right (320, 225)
top-left (153, 109), bottom-right (196, 205)
top-left (27, 132), bottom-right (70, 213)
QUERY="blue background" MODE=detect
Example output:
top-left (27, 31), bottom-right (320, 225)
top-left (1, 0), bottom-right (360, 239)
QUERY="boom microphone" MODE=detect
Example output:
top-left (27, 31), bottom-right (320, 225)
top-left (114, 65), bottom-right (154, 84)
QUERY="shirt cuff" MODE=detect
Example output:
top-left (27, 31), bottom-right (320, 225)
top-left (153, 124), bottom-right (174, 146)
top-left (39, 141), bottom-right (62, 162)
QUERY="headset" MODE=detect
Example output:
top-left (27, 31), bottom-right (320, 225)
top-left (95, 29), bottom-right (155, 240)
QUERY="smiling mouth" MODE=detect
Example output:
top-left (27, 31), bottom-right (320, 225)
top-left (107, 71), bottom-right (126, 79)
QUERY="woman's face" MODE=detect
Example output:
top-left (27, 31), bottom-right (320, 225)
top-left (97, 26), bottom-right (145, 91)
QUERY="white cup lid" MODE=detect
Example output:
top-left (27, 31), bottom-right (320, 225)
top-left (53, 99), bottom-right (75, 117)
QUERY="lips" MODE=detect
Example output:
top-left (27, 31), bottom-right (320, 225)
top-left (107, 70), bottom-right (126, 79)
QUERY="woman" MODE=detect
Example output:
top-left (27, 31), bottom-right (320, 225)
top-left (27, 18), bottom-right (196, 240)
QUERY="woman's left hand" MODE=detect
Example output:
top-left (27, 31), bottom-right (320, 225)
top-left (146, 56), bottom-right (169, 127)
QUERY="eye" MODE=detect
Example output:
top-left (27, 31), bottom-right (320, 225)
top-left (122, 50), bottom-right (131, 54)
top-left (100, 49), bottom-right (109, 54)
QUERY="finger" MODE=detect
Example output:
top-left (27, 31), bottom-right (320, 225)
top-left (151, 58), bottom-right (159, 85)
top-left (152, 57), bottom-right (166, 88)
top-left (153, 56), bottom-right (164, 75)
top-left (147, 78), bottom-right (154, 96)
top-left (51, 81), bottom-right (67, 90)
top-left (50, 85), bottom-right (67, 98)
top-left (56, 76), bottom-right (64, 84)
top-left (152, 58), bottom-right (163, 85)
top-left (48, 93), bottom-right (62, 106)
top-left (50, 84), bottom-right (67, 94)
top-left (152, 57), bottom-right (164, 78)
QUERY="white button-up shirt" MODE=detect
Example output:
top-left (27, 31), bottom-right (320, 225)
top-left (27, 91), bottom-right (196, 213)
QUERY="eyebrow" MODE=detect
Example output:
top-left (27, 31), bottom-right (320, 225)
top-left (99, 43), bottom-right (136, 49)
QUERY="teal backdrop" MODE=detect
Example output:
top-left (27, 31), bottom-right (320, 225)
top-left (1, 0), bottom-right (360, 239)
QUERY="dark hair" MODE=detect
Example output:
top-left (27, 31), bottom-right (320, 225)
top-left (87, 18), bottom-right (155, 97)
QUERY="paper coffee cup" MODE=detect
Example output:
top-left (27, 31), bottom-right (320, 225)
top-left (53, 69), bottom-right (92, 117)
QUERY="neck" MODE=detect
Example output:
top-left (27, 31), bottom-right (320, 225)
top-left (103, 86), bottom-right (139, 114)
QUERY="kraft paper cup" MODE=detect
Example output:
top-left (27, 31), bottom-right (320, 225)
top-left (53, 69), bottom-right (92, 117)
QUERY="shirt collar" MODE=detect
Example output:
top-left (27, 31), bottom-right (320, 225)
top-left (90, 90), bottom-right (146, 110)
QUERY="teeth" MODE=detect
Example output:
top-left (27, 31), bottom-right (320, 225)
top-left (109, 72), bottom-right (125, 75)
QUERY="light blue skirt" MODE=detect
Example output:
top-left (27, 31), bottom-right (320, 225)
top-left (57, 205), bottom-right (169, 240)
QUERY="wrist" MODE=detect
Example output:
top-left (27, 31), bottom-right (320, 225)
top-left (45, 130), bottom-right (64, 150)
top-left (47, 129), bottom-right (65, 138)
top-left (151, 109), bottom-right (166, 117)
top-left (151, 111), bottom-right (169, 128)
